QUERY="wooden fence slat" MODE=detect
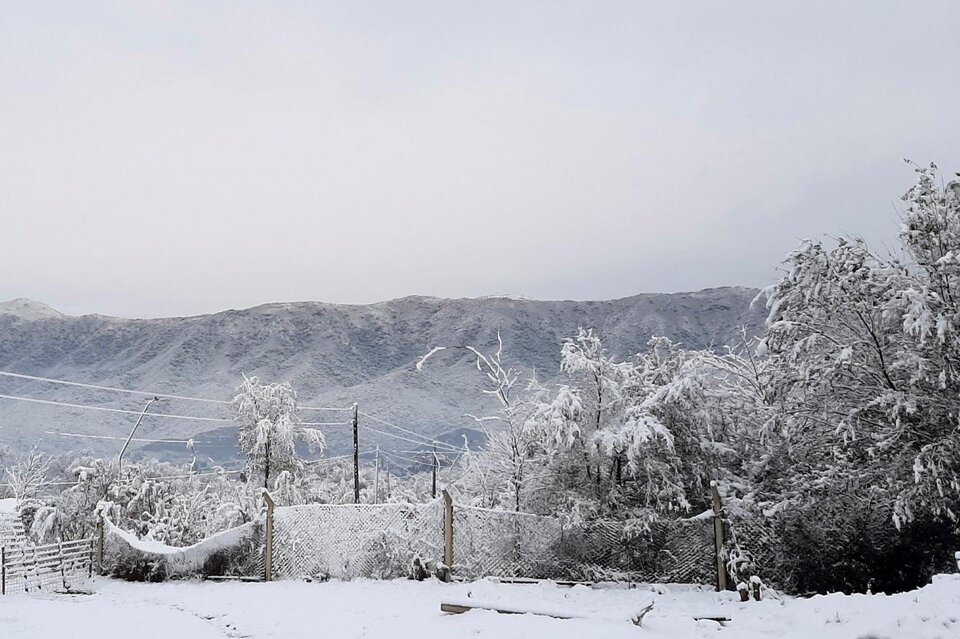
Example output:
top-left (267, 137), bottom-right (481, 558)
top-left (0, 537), bottom-right (94, 594)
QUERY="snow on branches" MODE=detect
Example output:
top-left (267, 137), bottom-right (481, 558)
top-left (232, 374), bottom-right (324, 489)
top-left (753, 163), bottom-right (960, 527)
top-left (4, 448), bottom-right (50, 502)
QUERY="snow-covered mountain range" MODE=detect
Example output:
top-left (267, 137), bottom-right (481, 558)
top-left (0, 288), bottom-right (765, 464)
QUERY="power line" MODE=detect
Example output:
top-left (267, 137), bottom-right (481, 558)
top-left (0, 371), bottom-right (467, 452)
top-left (398, 448), bottom-right (468, 456)
top-left (301, 421), bottom-right (352, 427)
top-left (0, 393), bottom-right (232, 422)
top-left (302, 450), bottom-right (377, 465)
top-left (358, 423), bottom-right (460, 453)
top-left (358, 410), bottom-right (442, 445)
top-left (0, 370), bottom-right (231, 405)
top-left (378, 449), bottom-right (431, 466)
top-left (44, 431), bottom-right (229, 445)
top-left (0, 468), bottom-right (246, 488)
top-left (358, 410), bottom-right (460, 452)
top-left (147, 469), bottom-right (245, 480)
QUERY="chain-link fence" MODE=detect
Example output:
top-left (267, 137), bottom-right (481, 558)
top-left (271, 500), bottom-right (445, 580)
top-left (268, 498), bottom-right (720, 585)
top-left (723, 511), bottom-right (781, 588)
top-left (79, 487), bottom-right (779, 587)
top-left (452, 506), bottom-right (562, 580)
top-left (452, 505), bottom-right (716, 584)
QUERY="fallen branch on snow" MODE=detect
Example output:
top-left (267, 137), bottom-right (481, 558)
top-left (440, 599), bottom-right (655, 626)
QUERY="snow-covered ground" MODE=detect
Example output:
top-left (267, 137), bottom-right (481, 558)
top-left (2, 576), bottom-right (959, 639)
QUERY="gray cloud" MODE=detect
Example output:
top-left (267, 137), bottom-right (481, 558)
top-left (1, 1), bottom-right (958, 317)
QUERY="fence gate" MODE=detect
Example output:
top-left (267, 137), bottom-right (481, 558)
top-left (1, 538), bottom-right (95, 595)
top-left (0, 512), bottom-right (26, 550)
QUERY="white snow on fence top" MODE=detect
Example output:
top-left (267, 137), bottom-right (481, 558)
top-left (681, 509), bottom-right (713, 521)
top-left (105, 518), bottom-right (255, 575)
top-left (107, 518), bottom-right (251, 556)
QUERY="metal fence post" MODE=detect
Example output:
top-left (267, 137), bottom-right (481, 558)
top-left (88, 538), bottom-right (94, 579)
top-left (263, 491), bottom-right (275, 582)
top-left (442, 489), bottom-right (454, 571)
top-left (711, 483), bottom-right (728, 591)
top-left (59, 541), bottom-right (67, 590)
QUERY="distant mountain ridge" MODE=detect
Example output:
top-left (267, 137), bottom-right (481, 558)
top-left (0, 298), bottom-right (65, 321)
top-left (0, 288), bottom-right (765, 463)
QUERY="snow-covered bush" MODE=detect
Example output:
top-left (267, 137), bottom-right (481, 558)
top-left (102, 519), bottom-right (263, 581)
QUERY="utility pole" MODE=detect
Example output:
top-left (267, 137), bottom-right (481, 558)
top-left (386, 459), bottom-right (391, 499)
top-left (432, 444), bottom-right (438, 499)
top-left (118, 396), bottom-right (161, 482)
top-left (374, 446), bottom-right (380, 504)
top-left (352, 403), bottom-right (360, 504)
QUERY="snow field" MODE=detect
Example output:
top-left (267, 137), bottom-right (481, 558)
top-left (1, 575), bottom-right (959, 639)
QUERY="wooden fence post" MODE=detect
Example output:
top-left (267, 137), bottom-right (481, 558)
top-left (352, 404), bottom-right (360, 504)
top-left (711, 483), bottom-right (728, 592)
top-left (2, 546), bottom-right (6, 596)
top-left (96, 515), bottom-right (104, 575)
top-left (263, 491), bottom-right (275, 582)
top-left (442, 489), bottom-right (453, 572)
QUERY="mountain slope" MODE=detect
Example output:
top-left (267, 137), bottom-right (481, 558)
top-left (0, 288), bottom-right (765, 462)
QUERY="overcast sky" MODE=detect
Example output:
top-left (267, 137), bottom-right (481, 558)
top-left (2, 2), bottom-right (958, 318)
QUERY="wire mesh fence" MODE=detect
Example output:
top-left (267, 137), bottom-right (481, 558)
top-left (269, 498), bottom-right (720, 585)
top-left (723, 512), bottom-right (781, 587)
top-left (452, 506), bottom-right (563, 580)
top-left (452, 505), bottom-right (716, 584)
top-left (272, 500), bottom-right (445, 580)
top-left (33, 486), bottom-right (776, 587)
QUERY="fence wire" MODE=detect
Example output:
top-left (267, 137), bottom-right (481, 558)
top-left (723, 512), bottom-right (781, 587)
top-left (272, 500), bottom-right (444, 580)
top-left (453, 506), bottom-right (563, 580)
top-left (452, 505), bottom-right (716, 584)
top-left (269, 499), bottom-right (718, 585)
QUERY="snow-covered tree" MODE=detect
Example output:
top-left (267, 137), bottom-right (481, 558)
top-left (232, 375), bottom-right (324, 489)
top-left (418, 333), bottom-right (563, 511)
top-left (5, 447), bottom-right (50, 501)
top-left (419, 329), bottom-right (699, 517)
top-left (891, 163), bottom-right (960, 524)
top-left (559, 328), bottom-right (630, 493)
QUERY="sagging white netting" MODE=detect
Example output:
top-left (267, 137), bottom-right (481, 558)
top-left (272, 500), bottom-right (445, 580)
top-left (101, 518), bottom-right (263, 581)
